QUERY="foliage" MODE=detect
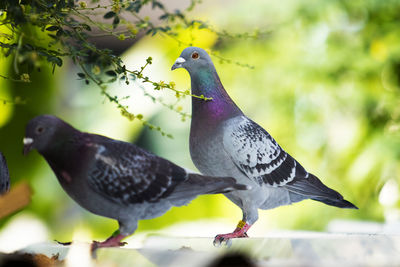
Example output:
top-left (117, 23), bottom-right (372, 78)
top-left (0, 0), bottom-right (216, 135)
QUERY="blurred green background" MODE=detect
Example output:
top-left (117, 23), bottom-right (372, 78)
top-left (1, 0), bottom-right (400, 243)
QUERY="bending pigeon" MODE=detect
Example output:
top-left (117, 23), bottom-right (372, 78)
top-left (23, 115), bottom-right (249, 250)
top-left (172, 47), bottom-right (357, 246)
top-left (0, 152), bottom-right (10, 195)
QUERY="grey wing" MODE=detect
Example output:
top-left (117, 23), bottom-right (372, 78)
top-left (86, 138), bottom-right (187, 205)
top-left (223, 117), bottom-right (309, 187)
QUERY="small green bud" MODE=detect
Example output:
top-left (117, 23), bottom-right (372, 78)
top-left (92, 65), bottom-right (101, 75)
top-left (20, 73), bottom-right (30, 82)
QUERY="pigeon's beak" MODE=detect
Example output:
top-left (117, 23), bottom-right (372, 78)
top-left (23, 137), bottom-right (34, 156)
top-left (171, 57), bottom-right (185, 71)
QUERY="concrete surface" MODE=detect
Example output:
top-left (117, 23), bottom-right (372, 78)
top-left (15, 231), bottom-right (400, 267)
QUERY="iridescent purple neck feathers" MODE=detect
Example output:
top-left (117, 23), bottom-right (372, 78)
top-left (190, 68), bottom-right (242, 125)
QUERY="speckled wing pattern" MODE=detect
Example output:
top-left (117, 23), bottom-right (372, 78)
top-left (0, 152), bottom-right (10, 195)
top-left (86, 138), bottom-right (187, 205)
top-left (223, 117), bottom-right (308, 187)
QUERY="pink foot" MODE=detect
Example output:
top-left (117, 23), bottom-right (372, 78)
top-left (91, 234), bottom-right (127, 252)
top-left (213, 221), bottom-right (251, 247)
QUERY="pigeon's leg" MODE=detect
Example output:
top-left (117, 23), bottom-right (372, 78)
top-left (213, 220), bottom-right (252, 247)
top-left (91, 231), bottom-right (128, 251)
top-left (91, 219), bottom-right (137, 253)
top-left (213, 204), bottom-right (258, 247)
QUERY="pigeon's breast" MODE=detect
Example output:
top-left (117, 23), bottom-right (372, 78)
top-left (189, 126), bottom-right (245, 182)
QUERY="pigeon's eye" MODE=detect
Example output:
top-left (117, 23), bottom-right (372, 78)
top-left (191, 52), bottom-right (199, 60)
top-left (36, 126), bottom-right (44, 134)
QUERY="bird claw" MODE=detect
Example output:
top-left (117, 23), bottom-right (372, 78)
top-left (213, 235), bottom-right (232, 248)
top-left (225, 238), bottom-right (232, 247)
top-left (119, 241), bottom-right (128, 247)
top-left (90, 233), bottom-right (127, 253)
top-left (213, 226), bottom-right (249, 248)
top-left (213, 236), bottom-right (223, 247)
top-left (91, 240), bottom-right (126, 258)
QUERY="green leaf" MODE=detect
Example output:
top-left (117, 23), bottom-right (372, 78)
top-left (81, 24), bottom-right (92, 31)
top-left (77, 73), bottom-right (85, 78)
top-left (146, 28), bottom-right (157, 36)
top-left (46, 25), bottom-right (60, 31)
top-left (159, 14), bottom-right (169, 20)
top-left (152, 1), bottom-right (164, 9)
top-left (198, 23), bottom-right (208, 29)
top-left (23, 44), bottom-right (33, 51)
top-left (127, 1), bottom-right (142, 13)
top-left (112, 16), bottom-right (120, 28)
top-left (105, 70), bottom-right (117, 77)
top-left (56, 29), bottom-right (64, 37)
top-left (47, 56), bottom-right (63, 67)
top-left (104, 11), bottom-right (116, 19)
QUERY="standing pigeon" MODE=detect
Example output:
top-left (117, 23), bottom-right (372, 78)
top-left (23, 115), bottom-right (249, 250)
top-left (171, 47), bottom-right (357, 246)
top-left (0, 152), bottom-right (10, 195)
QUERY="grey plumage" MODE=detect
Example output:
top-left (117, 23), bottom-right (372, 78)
top-left (224, 117), bottom-right (356, 209)
top-left (172, 47), bottom-right (357, 244)
top-left (0, 152), bottom-right (10, 195)
top-left (23, 115), bottom-right (248, 248)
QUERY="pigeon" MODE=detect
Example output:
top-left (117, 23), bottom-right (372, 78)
top-left (23, 115), bottom-right (249, 250)
top-left (0, 152), bottom-right (10, 195)
top-left (171, 47), bottom-right (358, 246)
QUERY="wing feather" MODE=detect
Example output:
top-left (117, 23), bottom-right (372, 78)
top-left (86, 137), bottom-right (187, 205)
top-left (223, 117), bottom-right (307, 187)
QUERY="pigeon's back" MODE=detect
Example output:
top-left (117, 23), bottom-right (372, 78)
top-left (0, 152), bottom-right (10, 195)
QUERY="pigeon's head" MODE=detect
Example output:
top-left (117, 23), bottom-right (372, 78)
top-left (171, 47), bottom-right (214, 73)
top-left (23, 115), bottom-right (71, 155)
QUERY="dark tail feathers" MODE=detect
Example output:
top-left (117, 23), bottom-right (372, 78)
top-left (311, 197), bottom-right (358, 209)
top-left (166, 174), bottom-right (249, 207)
top-left (285, 173), bottom-right (358, 209)
top-left (187, 173), bottom-right (250, 194)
